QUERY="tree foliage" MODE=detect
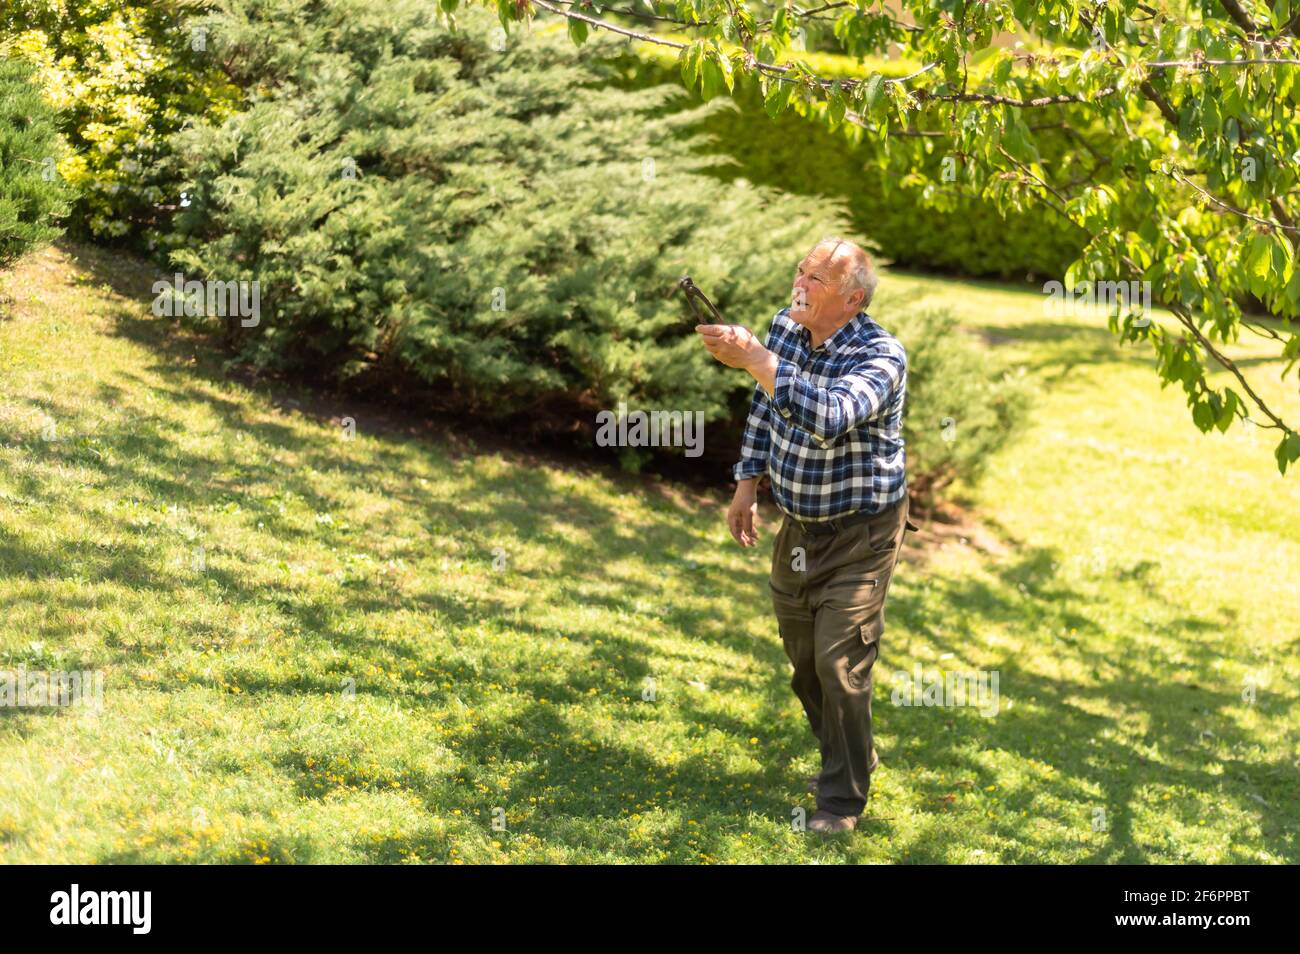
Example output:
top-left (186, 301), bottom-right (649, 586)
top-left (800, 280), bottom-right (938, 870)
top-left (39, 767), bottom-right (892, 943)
top-left (0, 56), bottom-right (71, 268)
top-left (599, 43), bottom-right (1087, 278)
top-left (484, 0), bottom-right (1300, 473)
top-left (0, 0), bottom-right (242, 242)
top-left (159, 1), bottom-right (841, 432)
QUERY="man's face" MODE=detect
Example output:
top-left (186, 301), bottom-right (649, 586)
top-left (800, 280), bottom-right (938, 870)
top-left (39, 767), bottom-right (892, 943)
top-left (790, 248), bottom-right (850, 324)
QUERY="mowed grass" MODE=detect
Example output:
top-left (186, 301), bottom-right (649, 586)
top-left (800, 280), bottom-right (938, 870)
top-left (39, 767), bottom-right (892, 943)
top-left (0, 242), bottom-right (1296, 864)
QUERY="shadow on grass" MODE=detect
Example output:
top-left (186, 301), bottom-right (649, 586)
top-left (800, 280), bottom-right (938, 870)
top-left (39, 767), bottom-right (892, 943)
top-left (872, 537), bottom-right (1297, 863)
top-left (971, 321), bottom-right (1154, 383)
top-left (1, 241), bottom-right (1291, 863)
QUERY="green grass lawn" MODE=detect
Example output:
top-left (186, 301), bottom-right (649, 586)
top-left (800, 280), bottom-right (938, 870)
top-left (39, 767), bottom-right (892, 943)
top-left (1, 242), bottom-right (1296, 863)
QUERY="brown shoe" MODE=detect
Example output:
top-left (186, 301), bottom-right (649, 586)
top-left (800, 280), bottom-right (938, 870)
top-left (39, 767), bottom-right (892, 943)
top-left (806, 748), bottom-right (878, 793)
top-left (808, 809), bottom-right (858, 833)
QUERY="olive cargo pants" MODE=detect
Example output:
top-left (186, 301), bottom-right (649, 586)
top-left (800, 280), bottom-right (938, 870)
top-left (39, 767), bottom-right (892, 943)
top-left (769, 495), bottom-right (912, 817)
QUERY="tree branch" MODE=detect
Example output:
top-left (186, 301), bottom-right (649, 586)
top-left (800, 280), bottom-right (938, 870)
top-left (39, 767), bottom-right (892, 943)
top-left (1172, 169), bottom-right (1300, 233)
top-left (1148, 57), bottom-right (1300, 66)
top-left (1217, 0), bottom-right (1265, 36)
top-left (989, 143), bottom-right (1294, 438)
top-left (1167, 301), bottom-right (1288, 431)
top-left (919, 87), bottom-right (1112, 107)
top-left (545, 0), bottom-right (697, 26)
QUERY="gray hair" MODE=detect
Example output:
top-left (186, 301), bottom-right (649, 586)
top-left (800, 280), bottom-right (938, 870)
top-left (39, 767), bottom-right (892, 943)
top-left (815, 236), bottom-right (878, 310)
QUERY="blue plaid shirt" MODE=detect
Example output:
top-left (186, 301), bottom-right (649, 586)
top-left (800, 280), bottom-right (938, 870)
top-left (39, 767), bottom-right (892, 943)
top-left (732, 307), bottom-right (907, 521)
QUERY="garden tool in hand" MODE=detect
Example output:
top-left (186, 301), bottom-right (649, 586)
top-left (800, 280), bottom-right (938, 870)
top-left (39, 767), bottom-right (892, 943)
top-left (678, 276), bottom-right (725, 326)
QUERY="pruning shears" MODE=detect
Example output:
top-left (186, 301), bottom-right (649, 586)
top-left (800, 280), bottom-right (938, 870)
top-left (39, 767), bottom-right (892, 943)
top-left (678, 276), bottom-right (725, 326)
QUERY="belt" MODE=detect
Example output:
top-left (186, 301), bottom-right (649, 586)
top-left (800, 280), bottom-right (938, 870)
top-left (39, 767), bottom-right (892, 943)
top-left (786, 499), bottom-right (920, 536)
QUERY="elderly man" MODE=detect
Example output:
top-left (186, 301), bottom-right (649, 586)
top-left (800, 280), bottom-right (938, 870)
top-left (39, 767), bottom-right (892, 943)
top-left (695, 236), bottom-right (916, 834)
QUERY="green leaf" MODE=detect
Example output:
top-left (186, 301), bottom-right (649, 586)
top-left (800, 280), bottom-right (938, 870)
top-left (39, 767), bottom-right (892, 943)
top-left (1191, 399), bottom-right (1214, 432)
top-left (1225, 117), bottom-right (1240, 148)
top-left (1271, 0), bottom-right (1292, 31)
top-left (1179, 255), bottom-right (1204, 306)
top-left (1125, 231), bottom-right (1152, 270)
top-left (992, 54), bottom-right (1013, 86)
top-left (863, 74), bottom-right (885, 115)
top-left (764, 77), bottom-right (794, 118)
top-left (1270, 230), bottom-right (1294, 282)
top-left (1275, 431), bottom-right (1300, 475)
top-left (1215, 389), bottom-right (1237, 433)
top-left (567, 16), bottom-right (588, 45)
top-left (1001, 113), bottom-right (1040, 163)
top-left (717, 49), bottom-right (734, 93)
top-left (1064, 258), bottom-right (1085, 291)
top-left (1200, 92), bottom-right (1220, 138)
top-left (1073, 185), bottom-right (1116, 231)
top-left (941, 40), bottom-right (960, 84)
top-left (827, 80), bottom-right (846, 127)
top-left (1246, 232), bottom-right (1274, 298)
top-left (680, 43), bottom-right (700, 88)
top-left (700, 55), bottom-right (724, 100)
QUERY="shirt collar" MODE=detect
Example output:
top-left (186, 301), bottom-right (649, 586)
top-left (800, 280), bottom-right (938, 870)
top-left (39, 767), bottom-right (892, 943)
top-left (807, 311), bottom-right (867, 357)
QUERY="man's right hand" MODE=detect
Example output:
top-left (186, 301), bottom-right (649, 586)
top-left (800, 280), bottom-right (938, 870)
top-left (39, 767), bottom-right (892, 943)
top-left (728, 480), bottom-right (760, 548)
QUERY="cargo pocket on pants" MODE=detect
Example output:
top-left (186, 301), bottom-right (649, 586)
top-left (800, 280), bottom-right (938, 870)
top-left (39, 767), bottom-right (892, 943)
top-left (846, 622), bottom-right (880, 690)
